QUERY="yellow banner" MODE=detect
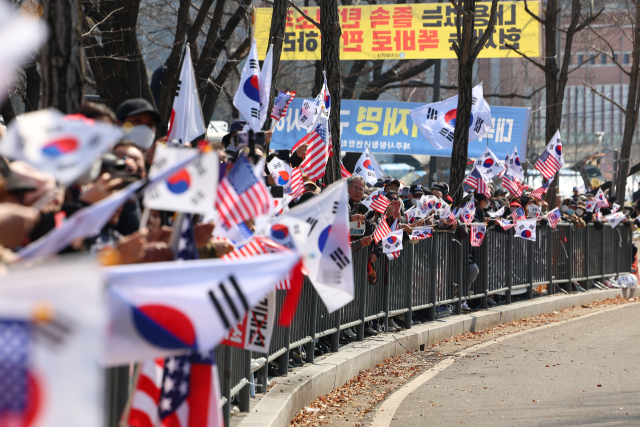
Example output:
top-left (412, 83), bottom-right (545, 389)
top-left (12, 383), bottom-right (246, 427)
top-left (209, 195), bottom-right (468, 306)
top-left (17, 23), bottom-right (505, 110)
top-left (255, 2), bottom-right (540, 60)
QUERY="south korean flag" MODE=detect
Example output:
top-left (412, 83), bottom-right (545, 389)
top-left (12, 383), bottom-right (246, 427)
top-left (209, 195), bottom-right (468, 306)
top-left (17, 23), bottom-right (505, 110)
top-left (586, 200), bottom-right (596, 212)
top-left (515, 219), bottom-right (537, 241)
top-left (409, 83), bottom-right (493, 149)
top-left (418, 195), bottom-right (438, 218)
top-left (144, 145), bottom-right (219, 215)
top-left (475, 146), bottom-right (505, 179)
top-left (353, 147), bottom-right (384, 185)
top-left (382, 230), bottom-right (404, 254)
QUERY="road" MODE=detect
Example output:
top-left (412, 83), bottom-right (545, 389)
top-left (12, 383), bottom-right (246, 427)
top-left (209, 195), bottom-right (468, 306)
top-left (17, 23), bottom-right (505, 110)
top-left (382, 304), bottom-right (640, 426)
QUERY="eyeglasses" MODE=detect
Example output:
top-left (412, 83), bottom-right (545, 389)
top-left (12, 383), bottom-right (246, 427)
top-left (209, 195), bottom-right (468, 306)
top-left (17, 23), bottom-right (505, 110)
top-left (388, 197), bottom-right (399, 201)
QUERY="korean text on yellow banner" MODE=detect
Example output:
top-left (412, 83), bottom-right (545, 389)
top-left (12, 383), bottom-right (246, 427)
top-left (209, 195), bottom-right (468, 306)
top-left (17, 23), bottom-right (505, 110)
top-left (254, 2), bottom-right (541, 61)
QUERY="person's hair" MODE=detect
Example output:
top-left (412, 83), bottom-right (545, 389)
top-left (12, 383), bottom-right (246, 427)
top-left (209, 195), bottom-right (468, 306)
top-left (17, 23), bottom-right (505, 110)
top-left (347, 175), bottom-right (366, 186)
top-left (76, 102), bottom-right (117, 123)
top-left (113, 140), bottom-right (144, 154)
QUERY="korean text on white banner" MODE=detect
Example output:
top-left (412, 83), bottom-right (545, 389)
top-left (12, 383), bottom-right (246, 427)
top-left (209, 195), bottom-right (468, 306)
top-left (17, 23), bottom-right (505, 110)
top-left (103, 253), bottom-right (299, 365)
top-left (0, 109), bottom-right (123, 185)
top-left (144, 145), bottom-right (219, 215)
top-left (271, 180), bottom-right (354, 313)
top-left (220, 290), bottom-right (275, 353)
top-left (0, 259), bottom-right (104, 427)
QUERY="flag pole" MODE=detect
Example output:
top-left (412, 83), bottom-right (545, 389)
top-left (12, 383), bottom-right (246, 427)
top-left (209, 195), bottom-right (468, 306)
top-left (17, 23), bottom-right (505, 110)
top-left (139, 207), bottom-right (150, 230)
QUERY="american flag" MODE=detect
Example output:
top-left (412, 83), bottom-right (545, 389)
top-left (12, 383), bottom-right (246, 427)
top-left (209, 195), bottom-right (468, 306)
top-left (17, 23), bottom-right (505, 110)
top-left (464, 167), bottom-right (490, 198)
top-left (495, 219), bottom-right (516, 230)
top-left (367, 190), bottom-right (390, 214)
top-left (535, 132), bottom-right (564, 180)
top-left (501, 173), bottom-right (522, 197)
top-left (341, 162), bottom-right (351, 178)
top-left (290, 167), bottom-right (305, 198)
top-left (215, 155), bottom-right (271, 227)
top-left (531, 181), bottom-right (550, 200)
top-left (270, 91), bottom-right (296, 121)
top-left (386, 251), bottom-right (400, 260)
top-left (470, 224), bottom-right (486, 247)
top-left (0, 319), bottom-right (29, 414)
top-left (291, 114), bottom-right (330, 181)
top-left (547, 208), bottom-right (561, 228)
top-left (223, 236), bottom-right (292, 290)
top-left (127, 351), bottom-right (223, 427)
top-left (172, 214), bottom-right (199, 260)
top-left (511, 207), bottom-right (526, 221)
top-left (373, 219), bottom-right (392, 243)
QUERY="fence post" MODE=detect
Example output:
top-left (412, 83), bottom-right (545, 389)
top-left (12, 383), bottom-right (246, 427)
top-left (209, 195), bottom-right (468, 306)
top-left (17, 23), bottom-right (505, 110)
top-left (506, 229), bottom-right (513, 305)
top-left (223, 345), bottom-right (231, 427)
top-left (239, 350), bottom-right (251, 412)
top-left (454, 239), bottom-right (463, 315)
top-left (277, 328), bottom-right (290, 376)
top-left (567, 226), bottom-right (574, 293)
top-left (584, 225), bottom-right (590, 289)
top-left (404, 243), bottom-right (414, 329)
top-left (258, 362), bottom-right (268, 393)
top-left (383, 256), bottom-right (390, 332)
top-left (481, 238), bottom-right (488, 309)
top-left (547, 227), bottom-right (554, 295)
top-left (357, 270), bottom-right (366, 340)
top-left (331, 307), bottom-right (341, 352)
top-left (306, 287), bottom-right (318, 363)
top-left (428, 234), bottom-right (438, 321)
top-left (527, 238), bottom-right (534, 300)
top-left (616, 228), bottom-right (621, 278)
top-left (105, 366), bottom-right (129, 427)
top-left (601, 225), bottom-right (606, 283)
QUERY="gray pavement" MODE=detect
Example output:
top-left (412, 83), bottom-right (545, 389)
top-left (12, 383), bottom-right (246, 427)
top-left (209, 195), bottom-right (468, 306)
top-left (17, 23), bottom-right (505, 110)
top-left (390, 304), bottom-right (640, 426)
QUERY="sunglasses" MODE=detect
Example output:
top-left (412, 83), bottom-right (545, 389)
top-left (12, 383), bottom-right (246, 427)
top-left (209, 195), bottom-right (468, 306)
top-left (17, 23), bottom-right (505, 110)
top-left (388, 197), bottom-right (399, 201)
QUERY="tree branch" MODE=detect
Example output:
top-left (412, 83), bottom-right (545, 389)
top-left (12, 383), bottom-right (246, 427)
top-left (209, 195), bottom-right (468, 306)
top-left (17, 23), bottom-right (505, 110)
top-left (379, 81), bottom-right (544, 100)
top-left (588, 26), bottom-right (631, 76)
top-left (472, 0), bottom-right (499, 58)
top-left (582, 82), bottom-right (626, 114)
top-left (504, 43), bottom-right (549, 72)
top-left (448, 0), bottom-right (469, 17)
top-left (523, 0), bottom-right (544, 24)
top-left (288, 0), bottom-right (321, 31)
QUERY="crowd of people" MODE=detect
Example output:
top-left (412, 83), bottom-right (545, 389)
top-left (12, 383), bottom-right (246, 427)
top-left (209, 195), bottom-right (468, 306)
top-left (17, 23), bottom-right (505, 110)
top-left (0, 97), bottom-right (637, 371)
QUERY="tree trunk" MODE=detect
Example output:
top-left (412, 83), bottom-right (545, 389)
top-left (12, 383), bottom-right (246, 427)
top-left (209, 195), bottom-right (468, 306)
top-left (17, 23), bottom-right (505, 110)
top-left (81, 1), bottom-right (155, 114)
top-left (450, 62), bottom-right (474, 205)
top-left (320, 0), bottom-right (342, 185)
top-left (40, 0), bottom-right (84, 113)
top-left (24, 63), bottom-right (41, 112)
top-left (157, 0), bottom-right (191, 135)
top-left (265, 0), bottom-right (289, 127)
top-left (615, 5), bottom-right (640, 202)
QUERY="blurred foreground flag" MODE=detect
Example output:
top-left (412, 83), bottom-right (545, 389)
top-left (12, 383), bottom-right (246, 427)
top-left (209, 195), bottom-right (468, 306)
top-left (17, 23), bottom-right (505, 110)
top-left (0, 259), bottom-right (104, 427)
top-left (166, 44), bottom-right (206, 146)
top-left (410, 83), bottom-right (492, 149)
top-left (0, 0), bottom-right (47, 106)
top-left (144, 145), bottom-right (219, 215)
top-left (271, 180), bottom-right (354, 312)
top-left (0, 110), bottom-right (123, 185)
top-left (103, 253), bottom-right (299, 365)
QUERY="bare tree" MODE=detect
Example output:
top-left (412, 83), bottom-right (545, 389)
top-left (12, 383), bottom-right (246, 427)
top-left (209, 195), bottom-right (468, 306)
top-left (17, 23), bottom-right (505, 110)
top-left (448, 0), bottom-right (499, 205)
top-left (505, 0), bottom-right (601, 206)
top-left (583, 5), bottom-right (640, 201)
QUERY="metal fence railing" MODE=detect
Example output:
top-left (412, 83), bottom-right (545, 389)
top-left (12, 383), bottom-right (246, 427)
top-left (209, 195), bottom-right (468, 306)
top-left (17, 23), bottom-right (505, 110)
top-left (105, 223), bottom-right (634, 427)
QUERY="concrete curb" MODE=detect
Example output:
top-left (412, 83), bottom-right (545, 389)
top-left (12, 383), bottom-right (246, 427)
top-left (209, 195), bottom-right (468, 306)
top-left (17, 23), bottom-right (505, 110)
top-left (238, 289), bottom-right (627, 427)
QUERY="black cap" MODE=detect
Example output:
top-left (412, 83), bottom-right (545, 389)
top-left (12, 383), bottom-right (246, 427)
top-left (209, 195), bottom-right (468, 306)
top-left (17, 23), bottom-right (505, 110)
top-left (410, 184), bottom-right (424, 194)
top-left (115, 98), bottom-right (162, 124)
top-left (0, 157), bottom-right (37, 193)
top-left (386, 179), bottom-right (400, 188)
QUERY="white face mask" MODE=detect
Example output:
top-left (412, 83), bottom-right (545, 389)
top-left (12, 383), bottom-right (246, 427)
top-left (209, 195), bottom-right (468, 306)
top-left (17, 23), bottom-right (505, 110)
top-left (560, 205), bottom-right (568, 213)
top-left (123, 124), bottom-right (155, 150)
top-left (575, 208), bottom-right (585, 216)
top-left (411, 198), bottom-right (418, 206)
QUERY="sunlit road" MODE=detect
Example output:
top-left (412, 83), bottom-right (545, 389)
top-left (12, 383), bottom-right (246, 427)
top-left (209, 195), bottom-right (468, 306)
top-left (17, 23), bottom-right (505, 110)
top-left (387, 304), bottom-right (640, 426)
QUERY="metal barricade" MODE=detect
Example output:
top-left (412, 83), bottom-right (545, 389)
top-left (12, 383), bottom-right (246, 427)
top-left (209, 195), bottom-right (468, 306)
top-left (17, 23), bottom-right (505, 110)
top-left (107, 221), bottom-right (637, 427)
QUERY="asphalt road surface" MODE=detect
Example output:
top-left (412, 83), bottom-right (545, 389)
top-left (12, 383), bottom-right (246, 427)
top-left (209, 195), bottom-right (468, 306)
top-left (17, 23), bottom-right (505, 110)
top-left (387, 304), bottom-right (640, 426)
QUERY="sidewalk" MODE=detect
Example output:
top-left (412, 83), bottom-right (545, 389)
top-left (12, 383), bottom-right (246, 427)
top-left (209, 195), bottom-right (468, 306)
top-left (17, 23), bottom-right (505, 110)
top-left (237, 288), bottom-right (628, 427)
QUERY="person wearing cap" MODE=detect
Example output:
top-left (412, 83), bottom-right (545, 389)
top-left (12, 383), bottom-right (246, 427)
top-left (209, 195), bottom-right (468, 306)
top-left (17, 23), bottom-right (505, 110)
top-left (399, 186), bottom-right (410, 201)
top-left (406, 184), bottom-right (424, 209)
top-left (384, 179), bottom-right (401, 194)
top-left (115, 98), bottom-right (162, 151)
top-left (571, 187), bottom-right (581, 202)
